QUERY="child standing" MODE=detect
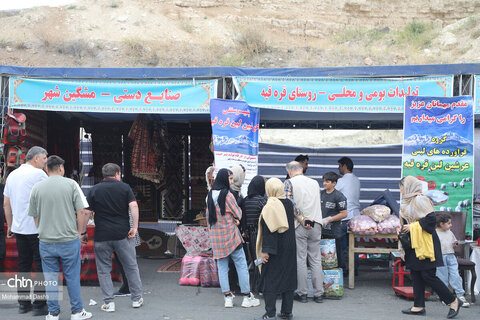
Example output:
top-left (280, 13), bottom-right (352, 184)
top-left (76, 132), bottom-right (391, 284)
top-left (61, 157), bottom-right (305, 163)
top-left (435, 212), bottom-right (470, 308)
top-left (320, 172), bottom-right (348, 269)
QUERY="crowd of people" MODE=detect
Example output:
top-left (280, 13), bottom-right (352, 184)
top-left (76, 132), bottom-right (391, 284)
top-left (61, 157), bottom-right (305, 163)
top-left (205, 156), bottom-right (366, 320)
top-left (0, 146), bottom-right (469, 320)
top-left (206, 157), bottom-right (466, 319)
top-left (2, 146), bottom-right (144, 320)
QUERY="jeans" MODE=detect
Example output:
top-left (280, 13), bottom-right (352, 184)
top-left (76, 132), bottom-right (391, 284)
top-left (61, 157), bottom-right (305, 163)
top-left (436, 254), bottom-right (465, 297)
top-left (39, 238), bottom-right (83, 314)
top-left (114, 252), bottom-right (130, 293)
top-left (94, 238), bottom-right (142, 303)
top-left (16, 233), bottom-right (46, 307)
top-left (340, 220), bottom-right (359, 271)
top-left (217, 246), bottom-right (250, 293)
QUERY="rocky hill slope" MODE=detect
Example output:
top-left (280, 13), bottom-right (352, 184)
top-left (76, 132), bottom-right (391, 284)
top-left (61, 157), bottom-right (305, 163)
top-left (0, 0), bottom-right (479, 68)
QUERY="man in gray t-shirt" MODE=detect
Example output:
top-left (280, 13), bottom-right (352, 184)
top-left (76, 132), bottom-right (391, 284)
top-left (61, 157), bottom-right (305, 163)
top-left (28, 155), bottom-right (92, 320)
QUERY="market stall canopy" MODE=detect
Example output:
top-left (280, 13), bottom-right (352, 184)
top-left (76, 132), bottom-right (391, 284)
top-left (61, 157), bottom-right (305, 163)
top-left (2, 63), bottom-right (480, 78)
top-left (1, 64), bottom-right (479, 125)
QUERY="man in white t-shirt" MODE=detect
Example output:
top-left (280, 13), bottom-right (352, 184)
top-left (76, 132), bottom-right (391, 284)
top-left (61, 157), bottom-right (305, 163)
top-left (4, 146), bottom-right (48, 315)
top-left (336, 156), bottom-right (360, 273)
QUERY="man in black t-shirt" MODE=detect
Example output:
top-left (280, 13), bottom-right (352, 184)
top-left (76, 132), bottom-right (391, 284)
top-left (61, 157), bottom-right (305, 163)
top-left (320, 172), bottom-right (347, 269)
top-left (86, 163), bottom-right (143, 312)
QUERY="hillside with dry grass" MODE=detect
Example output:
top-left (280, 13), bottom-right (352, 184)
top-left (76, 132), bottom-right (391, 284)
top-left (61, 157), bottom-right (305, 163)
top-left (1, 0), bottom-right (480, 68)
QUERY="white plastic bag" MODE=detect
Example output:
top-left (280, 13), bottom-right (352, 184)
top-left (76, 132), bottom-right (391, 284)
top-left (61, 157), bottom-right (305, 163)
top-left (348, 215), bottom-right (378, 235)
top-left (360, 205), bottom-right (391, 222)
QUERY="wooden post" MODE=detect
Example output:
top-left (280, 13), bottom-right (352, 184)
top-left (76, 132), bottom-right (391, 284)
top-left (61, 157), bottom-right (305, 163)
top-left (348, 232), bottom-right (355, 289)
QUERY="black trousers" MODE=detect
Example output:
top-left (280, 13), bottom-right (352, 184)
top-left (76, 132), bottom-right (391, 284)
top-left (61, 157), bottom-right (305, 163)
top-left (411, 268), bottom-right (455, 308)
top-left (264, 291), bottom-right (294, 317)
top-left (114, 252), bottom-right (129, 293)
top-left (15, 233), bottom-right (46, 306)
top-left (334, 237), bottom-right (343, 270)
top-left (0, 231), bottom-right (5, 272)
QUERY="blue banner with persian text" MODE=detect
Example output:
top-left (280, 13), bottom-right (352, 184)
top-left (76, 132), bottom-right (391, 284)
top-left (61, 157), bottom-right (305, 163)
top-left (210, 99), bottom-right (260, 195)
top-left (402, 96), bottom-right (474, 237)
top-left (9, 77), bottom-right (217, 113)
top-left (233, 76), bottom-right (453, 113)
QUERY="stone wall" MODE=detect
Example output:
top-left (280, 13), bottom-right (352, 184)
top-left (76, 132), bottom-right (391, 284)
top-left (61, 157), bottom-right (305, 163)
top-left (172, 0), bottom-right (480, 37)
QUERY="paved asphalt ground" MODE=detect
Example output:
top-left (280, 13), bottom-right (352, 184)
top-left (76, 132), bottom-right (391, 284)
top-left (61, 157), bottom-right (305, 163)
top-left (1, 258), bottom-right (478, 320)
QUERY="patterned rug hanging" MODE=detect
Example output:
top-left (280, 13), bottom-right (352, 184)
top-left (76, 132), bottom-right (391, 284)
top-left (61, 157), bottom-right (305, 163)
top-left (162, 135), bottom-right (185, 219)
top-left (91, 125), bottom-right (123, 184)
top-left (128, 115), bottom-right (163, 184)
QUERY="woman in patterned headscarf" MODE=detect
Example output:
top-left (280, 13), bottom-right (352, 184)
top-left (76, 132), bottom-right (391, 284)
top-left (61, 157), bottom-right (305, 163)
top-left (398, 176), bottom-right (461, 318)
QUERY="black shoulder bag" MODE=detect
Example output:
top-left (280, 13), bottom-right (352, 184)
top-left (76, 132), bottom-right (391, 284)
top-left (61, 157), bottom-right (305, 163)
top-left (397, 231), bottom-right (411, 250)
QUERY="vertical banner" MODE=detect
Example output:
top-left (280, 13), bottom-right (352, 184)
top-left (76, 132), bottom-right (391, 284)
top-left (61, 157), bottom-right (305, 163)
top-left (402, 96), bottom-right (474, 237)
top-left (210, 99), bottom-right (260, 196)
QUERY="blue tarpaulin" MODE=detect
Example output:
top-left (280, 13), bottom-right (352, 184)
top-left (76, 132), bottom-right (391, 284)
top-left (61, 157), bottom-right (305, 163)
top-left (1, 63), bottom-right (480, 79)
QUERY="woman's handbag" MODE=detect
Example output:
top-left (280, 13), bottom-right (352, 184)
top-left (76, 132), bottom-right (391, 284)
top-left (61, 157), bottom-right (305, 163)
top-left (398, 231), bottom-right (412, 250)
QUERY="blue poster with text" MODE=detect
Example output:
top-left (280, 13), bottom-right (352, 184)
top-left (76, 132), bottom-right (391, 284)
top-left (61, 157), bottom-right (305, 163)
top-left (210, 99), bottom-right (260, 155)
top-left (210, 99), bottom-right (260, 195)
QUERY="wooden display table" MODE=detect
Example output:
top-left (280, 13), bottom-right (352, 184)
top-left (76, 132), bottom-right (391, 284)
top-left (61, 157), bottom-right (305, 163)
top-left (348, 232), bottom-right (399, 289)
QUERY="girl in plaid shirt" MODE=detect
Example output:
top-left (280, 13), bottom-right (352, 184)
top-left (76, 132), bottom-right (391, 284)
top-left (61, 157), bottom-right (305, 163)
top-left (206, 168), bottom-right (260, 309)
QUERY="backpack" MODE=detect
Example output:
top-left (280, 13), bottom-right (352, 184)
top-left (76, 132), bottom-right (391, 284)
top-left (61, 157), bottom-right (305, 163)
top-left (3, 112), bottom-right (26, 145)
top-left (6, 146), bottom-right (26, 168)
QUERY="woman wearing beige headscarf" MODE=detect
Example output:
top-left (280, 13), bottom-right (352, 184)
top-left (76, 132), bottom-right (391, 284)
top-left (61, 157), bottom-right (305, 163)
top-left (255, 178), bottom-right (297, 320)
top-left (398, 176), bottom-right (461, 318)
top-left (230, 165), bottom-right (246, 206)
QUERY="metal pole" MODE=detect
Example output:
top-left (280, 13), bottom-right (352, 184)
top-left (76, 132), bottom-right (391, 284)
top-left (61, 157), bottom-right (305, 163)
top-left (222, 77), bottom-right (226, 99)
top-left (0, 76), bottom-right (5, 180)
top-left (459, 75), bottom-right (463, 96)
top-left (470, 74), bottom-right (474, 97)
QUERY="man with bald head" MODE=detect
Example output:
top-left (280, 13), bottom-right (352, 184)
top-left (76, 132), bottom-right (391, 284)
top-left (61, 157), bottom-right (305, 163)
top-left (284, 161), bottom-right (324, 304)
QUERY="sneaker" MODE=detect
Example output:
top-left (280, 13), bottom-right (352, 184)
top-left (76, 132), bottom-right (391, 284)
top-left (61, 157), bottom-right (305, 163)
top-left (132, 297), bottom-right (144, 308)
top-left (45, 313), bottom-right (60, 320)
top-left (70, 309), bottom-right (92, 320)
top-left (114, 291), bottom-right (131, 297)
top-left (241, 292), bottom-right (260, 308)
top-left (224, 293), bottom-right (235, 308)
top-left (101, 302), bottom-right (115, 312)
top-left (458, 296), bottom-right (470, 308)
